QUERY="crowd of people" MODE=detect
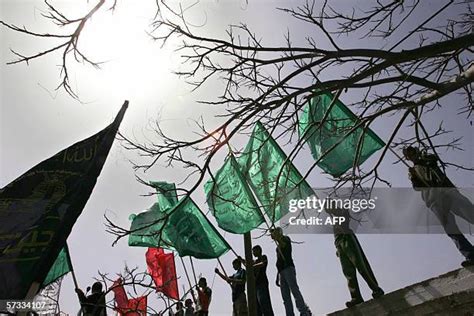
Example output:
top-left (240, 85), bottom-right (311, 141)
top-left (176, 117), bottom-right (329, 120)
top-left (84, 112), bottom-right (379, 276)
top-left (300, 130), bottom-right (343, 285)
top-left (171, 227), bottom-right (311, 316)
top-left (74, 146), bottom-right (474, 315)
top-left (181, 226), bottom-right (376, 316)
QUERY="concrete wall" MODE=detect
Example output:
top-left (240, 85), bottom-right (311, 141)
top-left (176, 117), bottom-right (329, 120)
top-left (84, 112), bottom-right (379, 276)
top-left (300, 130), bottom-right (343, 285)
top-left (328, 267), bottom-right (474, 315)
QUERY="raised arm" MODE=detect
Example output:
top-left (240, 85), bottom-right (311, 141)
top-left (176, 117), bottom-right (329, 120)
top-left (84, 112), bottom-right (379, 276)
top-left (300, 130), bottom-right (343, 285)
top-left (74, 288), bottom-right (87, 303)
top-left (214, 268), bottom-right (229, 282)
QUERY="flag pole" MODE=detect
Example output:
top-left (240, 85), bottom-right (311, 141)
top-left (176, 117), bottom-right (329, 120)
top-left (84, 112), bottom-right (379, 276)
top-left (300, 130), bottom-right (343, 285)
top-left (222, 130), bottom-right (261, 316)
top-left (216, 258), bottom-right (228, 278)
top-left (389, 147), bottom-right (410, 167)
top-left (24, 282), bottom-right (41, 299)
top-left (65, 244), bottom-right (85, 315)
top-left (244, 231), bottom-right (257, 316)
top-left (180, 257), bottom-right (197, 304)
top-left (64, 243), bottom-right (79, 289)
top-left (189, 257), bottom-right (199, 287)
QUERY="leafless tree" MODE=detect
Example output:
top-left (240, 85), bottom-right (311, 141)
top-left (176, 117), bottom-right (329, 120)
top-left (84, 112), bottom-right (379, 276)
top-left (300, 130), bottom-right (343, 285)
top-left (90, 265), bottom-right (184, 315)
top-left (120, 0), bottom-right (474, 216)
top-left (0, 0), bottom-right (114, 98)
top-left (2, 0), bottom-right (473, 242)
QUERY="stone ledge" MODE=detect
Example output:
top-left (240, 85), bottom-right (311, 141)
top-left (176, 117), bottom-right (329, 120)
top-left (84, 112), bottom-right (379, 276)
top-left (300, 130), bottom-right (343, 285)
top-left (328, 266), bottom-right (474, 315)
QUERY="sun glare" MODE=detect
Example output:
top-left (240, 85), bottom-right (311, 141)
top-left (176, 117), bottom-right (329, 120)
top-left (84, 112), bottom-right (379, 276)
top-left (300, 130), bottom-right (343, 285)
top-left (75, 3), bottom-right (178, 102)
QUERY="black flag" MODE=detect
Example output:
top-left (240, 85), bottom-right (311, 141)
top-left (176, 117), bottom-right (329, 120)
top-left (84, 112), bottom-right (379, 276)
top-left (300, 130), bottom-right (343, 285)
top-left (0, 101), bottom-right (128, 299)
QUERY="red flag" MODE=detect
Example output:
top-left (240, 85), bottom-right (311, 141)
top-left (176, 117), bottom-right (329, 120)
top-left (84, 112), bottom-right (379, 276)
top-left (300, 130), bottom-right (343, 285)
top-left (127, 296), bottom-right (147, 315)
top-left (112, 278), bottom-right (129, 314)
top-left (146, 248), bottom-right (179, 300)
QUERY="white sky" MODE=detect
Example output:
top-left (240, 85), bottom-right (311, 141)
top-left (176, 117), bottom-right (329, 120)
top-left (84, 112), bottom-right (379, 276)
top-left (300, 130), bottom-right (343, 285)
top-left (1, 0), bottom-right (473, 315)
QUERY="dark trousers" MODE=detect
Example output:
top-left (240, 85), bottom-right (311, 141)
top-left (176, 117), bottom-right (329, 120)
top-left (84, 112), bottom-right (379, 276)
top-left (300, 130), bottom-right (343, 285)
top-left (336, 234), bottom-right (381, 300)
top-left (447, 234), bottom-right (474, 260)
top-left (233, 293), bottom-right (248, 316)
top-left (256, 285), bottom-right (274, 316)
top-left (428, 191), bottom-right (474, 260)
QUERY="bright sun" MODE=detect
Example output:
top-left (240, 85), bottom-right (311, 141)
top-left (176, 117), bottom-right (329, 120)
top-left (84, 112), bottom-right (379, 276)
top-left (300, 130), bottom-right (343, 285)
top-left (74, 1), bottom-right (178, 102)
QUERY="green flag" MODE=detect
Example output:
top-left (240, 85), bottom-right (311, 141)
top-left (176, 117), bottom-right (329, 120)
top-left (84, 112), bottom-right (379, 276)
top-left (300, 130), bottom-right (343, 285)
top-left (162, 197), bottom-right (230, 258)
top-left (128, 203), bottom-right (168, 248)
top-left (150, 181), bottom-right (178, 210)
top-left (238, 122), bottom-right (314, 222)
top-left (129, 189), bottom-right (230, 259)
top-left (299, 92), bottom-right (385, 177)
top-left (42, 247), bottom-right (71, 288)
top-left (128, 182), bottom-right (178, 248)
top-left (205, 154), bottom-right (264, 234)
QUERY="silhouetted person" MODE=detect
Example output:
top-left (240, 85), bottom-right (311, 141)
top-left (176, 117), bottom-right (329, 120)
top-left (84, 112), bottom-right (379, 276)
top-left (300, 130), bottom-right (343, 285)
top-left (75, 281), bottom-right (107, 316)
top-left (215, 259), bottom-right (248, 316)
top-left (326, 207), bottom-right (384, 307)
top-left (195, 277), bottom-right (212, 316)
top-left (239, 245), bottom-right (274, 316)
top-left (270, 227), bottom-right (311, 316)
top-left (174, 301), bottom-right (184, 316)
top-left (404, 146), bottom-right (474, 267)
top-left (184, 298), bottom-right (195, 316)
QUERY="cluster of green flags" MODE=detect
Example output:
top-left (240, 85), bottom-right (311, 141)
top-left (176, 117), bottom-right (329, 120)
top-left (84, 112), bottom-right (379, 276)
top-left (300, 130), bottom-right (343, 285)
top-left (129, 92), bottom-right (385, 259)
top-left (0, 92), bottom-right (385, 300)
top-left (129, 182), bottom-right (230, 259)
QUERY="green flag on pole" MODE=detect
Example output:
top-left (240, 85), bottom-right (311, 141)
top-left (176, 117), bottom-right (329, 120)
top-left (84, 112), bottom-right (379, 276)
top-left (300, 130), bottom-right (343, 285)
top-left (238, 122), bottom-right (314, 222)
top-left (128, 182), bottom-right (178, 248)
top-left (204, 154), bottom-right (264, 234)
top-left (129, 187), bottom-right (230, 259)
top-left (162, 197), bottom-right (230, 258)
top-left (41, 247), bottom-right (71, 288)
top-left (299, 92), bottom-right (385, 177)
